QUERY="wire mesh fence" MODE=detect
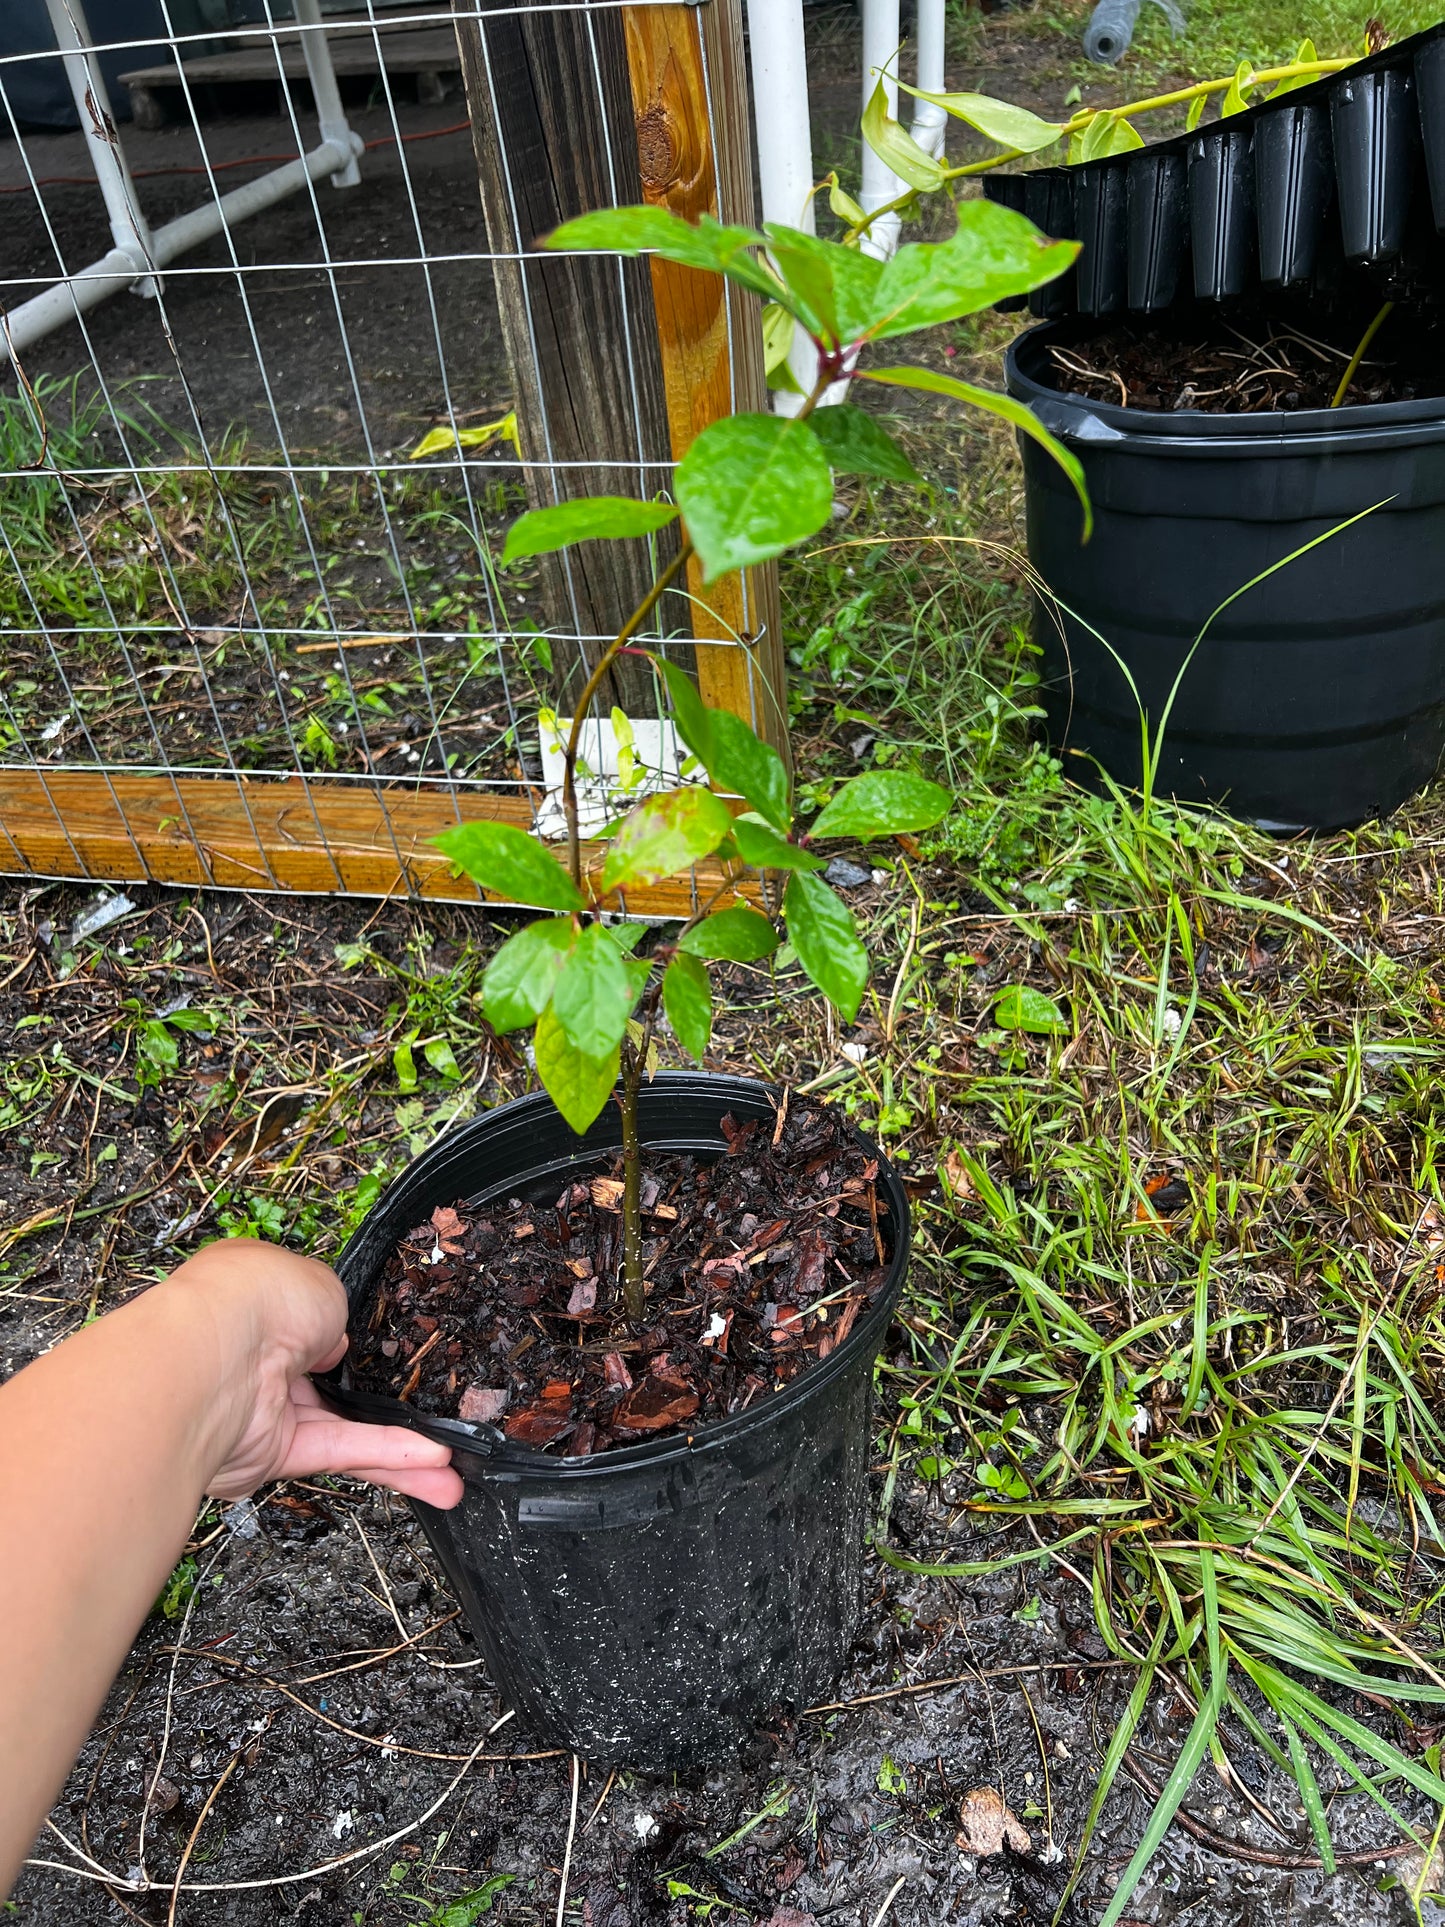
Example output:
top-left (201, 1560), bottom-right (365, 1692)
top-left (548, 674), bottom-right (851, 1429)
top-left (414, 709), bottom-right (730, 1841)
top-left (0, 0), bottom-right (783, 910)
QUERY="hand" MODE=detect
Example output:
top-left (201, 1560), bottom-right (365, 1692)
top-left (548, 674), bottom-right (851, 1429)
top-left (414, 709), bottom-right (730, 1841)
top-left (159, 1240), bottom-right (464, 1510)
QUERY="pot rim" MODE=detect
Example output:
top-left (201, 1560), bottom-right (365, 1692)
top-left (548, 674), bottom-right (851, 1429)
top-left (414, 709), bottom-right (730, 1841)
top-left (1007, 319), bottom-right (1445, 453)
top-left (315, 1072), bottom-right (910, 1480)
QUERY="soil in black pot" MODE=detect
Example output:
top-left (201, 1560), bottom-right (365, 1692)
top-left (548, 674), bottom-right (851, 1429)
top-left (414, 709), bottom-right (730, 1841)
top-left (1039, 301), bottom-right (1445, 413)
top-left (346, 1098), bottom-right (892, 1456)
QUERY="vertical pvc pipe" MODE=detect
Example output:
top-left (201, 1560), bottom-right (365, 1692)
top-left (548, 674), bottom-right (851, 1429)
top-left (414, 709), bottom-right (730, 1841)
top-left (294, 0), bottom-right (361, 188)
top-left (910, 0), bottom-right (947, 159)
top-left (742, 0), bottom-right (825, 411)
top-left (859, 0), bottom-right (903, 259)
top-left (42, 0), bottom-right (157, 291)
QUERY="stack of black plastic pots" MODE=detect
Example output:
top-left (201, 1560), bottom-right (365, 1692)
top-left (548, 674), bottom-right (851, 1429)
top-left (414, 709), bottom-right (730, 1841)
top-left (985, 20), bottom-right (1445, 320)
top-left (986, 24), bottom-right (1445, 833)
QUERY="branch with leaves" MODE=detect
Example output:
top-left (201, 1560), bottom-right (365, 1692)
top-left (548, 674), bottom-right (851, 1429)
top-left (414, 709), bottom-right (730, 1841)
top-left (431, 194), bottom-right (1082, 1322)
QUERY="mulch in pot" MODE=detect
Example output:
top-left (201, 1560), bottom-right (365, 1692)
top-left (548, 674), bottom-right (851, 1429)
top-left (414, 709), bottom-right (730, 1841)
top-left (346, 1097), bottom-right (892, 1456)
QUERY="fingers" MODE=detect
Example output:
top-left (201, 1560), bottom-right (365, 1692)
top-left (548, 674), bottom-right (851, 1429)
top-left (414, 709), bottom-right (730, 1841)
top-left (348, 1464), bottom-right (465, 1508)
top-left (279, 1413), bottom-right (459, 1489)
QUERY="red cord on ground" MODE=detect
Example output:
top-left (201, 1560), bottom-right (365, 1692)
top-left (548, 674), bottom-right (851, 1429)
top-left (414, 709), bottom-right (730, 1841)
top-left (0, 120), bottom-right (470, 196)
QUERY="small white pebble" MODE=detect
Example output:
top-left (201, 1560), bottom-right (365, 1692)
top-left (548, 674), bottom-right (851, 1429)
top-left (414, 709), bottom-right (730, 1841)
top-left (870, 868), bottom-right (887, 885)
top-left (839, 1040), bottom-right (868, 1065)
top-left (705, 1312), bottom-right (727, 1341)
top-left (332, 1811), bottom-right (354, 1839)
top-left (634, 1812), bottom-right (659, 1843)
top-left (1064, 897), bottom-right (1082, 914)
top-left (1162, 1007), bottom-right (1182, 1036)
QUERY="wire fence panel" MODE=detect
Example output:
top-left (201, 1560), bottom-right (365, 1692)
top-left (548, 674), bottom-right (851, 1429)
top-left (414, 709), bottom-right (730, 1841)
top-left (0, 0), bottom-right (780, 911)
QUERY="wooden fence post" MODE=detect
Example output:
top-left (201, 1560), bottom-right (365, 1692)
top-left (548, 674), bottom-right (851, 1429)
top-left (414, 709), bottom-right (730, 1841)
top-left (621, 0), bottom-right (790, 766)
top-left (453, 0), bottom-right (790, 761)
top-left (451, 0), bottom-right (678, 712)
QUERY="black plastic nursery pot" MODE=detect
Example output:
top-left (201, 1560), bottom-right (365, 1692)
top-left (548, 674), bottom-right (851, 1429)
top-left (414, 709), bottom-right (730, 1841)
top-left (318, 1073), bottom-right (910, 1772)
top-left (1005, 321), bottom-right (1445, 830)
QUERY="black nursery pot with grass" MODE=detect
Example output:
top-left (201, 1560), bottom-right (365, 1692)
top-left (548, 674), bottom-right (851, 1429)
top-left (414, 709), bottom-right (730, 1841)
top-left (1005, 321), bottom-right (1445, 831)
top-left (318, 1072), bottom-right (909, 1772)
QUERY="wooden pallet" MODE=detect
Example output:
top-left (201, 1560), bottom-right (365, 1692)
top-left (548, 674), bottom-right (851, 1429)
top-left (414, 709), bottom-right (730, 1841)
top-left (119, 16), bottom-right (460, 127)
top-left (0, 768), bottom-right (749, 916)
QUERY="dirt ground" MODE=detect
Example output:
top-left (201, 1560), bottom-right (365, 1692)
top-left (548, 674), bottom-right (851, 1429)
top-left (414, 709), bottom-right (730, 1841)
top-left (4, 4), bottom-right (1442, 1925)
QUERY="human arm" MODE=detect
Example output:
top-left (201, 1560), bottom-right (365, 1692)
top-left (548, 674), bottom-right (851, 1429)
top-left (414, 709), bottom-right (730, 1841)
top-left (0, 1239), bottom-right (462, 1896)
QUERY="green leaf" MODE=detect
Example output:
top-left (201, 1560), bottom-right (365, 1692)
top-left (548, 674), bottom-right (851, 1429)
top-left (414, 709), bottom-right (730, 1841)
top-left (433, 1875), bottom-right (516, 1927)
top-left (663, 953), bottom-right (712, 1062)
top-left (730, 812), bottom-right (825, 872)
top-left (434, 821), bottom-right (584, 913)
top-left (809, 769), bottom-right (950, 840)
top-left (784, 872), bottom-right (868, 1022)
top-left (675, 413), bottom-right (833, 582)
top-left (534, 1003), bottom-right (619, 1134)
top-left (544, 207), bottom-right (778, 305)
top-left (422, 1036), bottom-right (461, 1080)
top-left (707, 710), bottom-right (791, 832)
top-left (806, 403), bottom-right (920, 484)
top-left (1222, 59), bottom-right (1255, 117)
top-left (482, 918), bottom-right (578, 1032)
top-left (763, 224), bottom-right (883, 344)
top-left (1080, 111), bottom-right (1144, 159)
top-left (501, 497), bottom-right (676, 566)
top-left (679, 905), bottom-right (778, 963)
top-left (868, 201), bottom-right (1078, 339)
top-left (994, 985), bottom-right (1068, 1034)
top-left (861, 365), bottom-right (1092, 540)
top-left (861, 77), bottom-right (947, 192)
top-left (601, 785), bottom-right (734, 890)
top-left (761, 300), bottom-right (796, 376)
top-left (825, 170), bottom-right (866, 227)
top-left (1269, 39), bottom-right (1319, 98)
top-left (653, 657), bottom-right (713, 768)
top-left (1278, 1714), bottom-right (1335, 1876)
top-left (894, 83), bottom-right (1063, 154)
top-left (1186, 93), bottom-right (1207, 131)
top-left (551, 923), bottom-right (640, 1057)
top-left (393, 1034), bottom-right (417, 1093)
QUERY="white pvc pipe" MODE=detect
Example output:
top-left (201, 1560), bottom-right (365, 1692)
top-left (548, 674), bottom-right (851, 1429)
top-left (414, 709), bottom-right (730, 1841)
top-left (910, 0), bottom-right (948, 160)
top-left (1, 135), bottom-right (362, 362)
top-left (859, 0), bottom-right (903, 260)
top-left (295, 0), bottom-right (360, 188)
top-left (742, 0), bottom-right (825, 412)
top-left (44, 0), bottom-right (157, 292)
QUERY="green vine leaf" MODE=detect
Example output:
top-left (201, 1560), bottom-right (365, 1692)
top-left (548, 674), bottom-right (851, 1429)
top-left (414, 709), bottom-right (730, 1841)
top-left (729, 813), bottom-right (824, 873)
top-left (867, 202), bottom-right (1079, 339)
top-left (1221, 59), bottom-right (1255, 117)
top-left (764, 224), bottom-right (884, 345)
top-left (994, 985), bottom-right (1069, 1035)
top-left (1186, 93), bottom-right (1207, 131)
top-left (544, 207), bottom-right (780, 306)
top-left (501, 497), bottom-right (677, 565)
top-left (809, 769), bottom-right (950, 841)
top-left (861, 77), bottom-right (947, 192)
top-left (663, 953), bottom-right (712, 1062)
top-left (551, 924), bottom-right (640, 1058)
top-left (601, 786), bottom-right (735, 891)
top-left (678, 905), bottom-right (779, 963)
top-left (482, 918), bottom-right (578, 1032)
top-left (434, 820), bottom-right (584, 913)
top-left (825, 170), bottom-right (867, 227)
top-left (894, 82), bottom-right (1064, 154)
top-left (675, 413), bottom-right (833, 582)
top-left (807, 403), bottom-right (921, 484)
top-left (784, 872), bottom-right (869, 1023)
top-left (1268, 39), bottom-right (1319, 98)
top-left (861, 365), bottom-right (1092, 540)
top-left (533, 1004), bottom-right (619, 1134)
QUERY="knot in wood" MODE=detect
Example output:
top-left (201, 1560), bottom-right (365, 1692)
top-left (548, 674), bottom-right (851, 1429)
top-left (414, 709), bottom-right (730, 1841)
top-left (636, 103), bottom-right (679, 190)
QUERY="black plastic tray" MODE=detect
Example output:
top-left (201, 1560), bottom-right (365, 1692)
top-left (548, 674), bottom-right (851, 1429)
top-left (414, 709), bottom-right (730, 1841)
top-left (984, 20), bottom-right (1445, 318)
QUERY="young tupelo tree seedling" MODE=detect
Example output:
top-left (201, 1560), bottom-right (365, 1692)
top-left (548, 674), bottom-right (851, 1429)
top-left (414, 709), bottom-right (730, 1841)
top-left (433, 194), bottom-right (1081, 1325)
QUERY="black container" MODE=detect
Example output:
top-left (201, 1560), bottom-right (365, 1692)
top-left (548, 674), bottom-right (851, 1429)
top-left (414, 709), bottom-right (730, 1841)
top-left (1330, 65), bottom-right (1418, 265)
top-left (320, 1074), bottom-right (910, 1770)
top-left (1127, 148), bottom-right (1189, 311)
top-left (1253, 99), bottom-right (1335, 289)
top-left (1025, 169), bottom-right (1079, 318)
top-left (985, 174), bottom-right (1031, 313)
top-left (1189, 125), bottom-right (1256, 301)
top-left (1006, 322), bottom-right (1445, 829)
top-left (1415, 34), bottom-right (1445, 233)
top-left (1073, 160), bottom-right (1129, 317)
